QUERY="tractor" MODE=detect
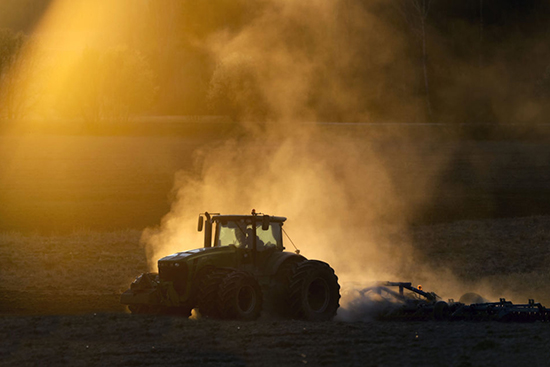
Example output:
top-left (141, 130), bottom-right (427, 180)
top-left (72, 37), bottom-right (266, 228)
top-left (121, 211), bottom-right (340, 321)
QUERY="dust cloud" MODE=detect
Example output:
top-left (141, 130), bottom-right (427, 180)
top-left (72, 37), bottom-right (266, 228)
top-left (140, 1), bottom-right (550, 318)
top-left (141, 0), bottom-right (464, 318)
top-left (2, 0), bottom-right (541, 319)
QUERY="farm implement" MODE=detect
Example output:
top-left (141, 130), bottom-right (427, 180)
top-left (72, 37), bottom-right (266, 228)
top-left (121, 209), bottom-right (547, 323)
top-left (354, 281), bottom-right (550, 322)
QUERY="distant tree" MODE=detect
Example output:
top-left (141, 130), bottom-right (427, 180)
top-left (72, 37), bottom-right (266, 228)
top-left (0, 28), bottom-right (35, 120)
top-left (396, 0), bottom-right (434, 121)
top-left (65, 46), bottom-right (157, 123)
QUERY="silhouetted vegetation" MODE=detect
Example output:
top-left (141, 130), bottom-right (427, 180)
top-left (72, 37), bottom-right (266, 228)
top-left (0, 0), bottom-right (549, 124)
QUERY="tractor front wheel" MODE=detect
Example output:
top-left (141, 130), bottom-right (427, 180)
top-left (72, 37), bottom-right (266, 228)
top-left (197, 268), bottom-right (231, 318)
top-left (219, 271), bottom-right (263, 320)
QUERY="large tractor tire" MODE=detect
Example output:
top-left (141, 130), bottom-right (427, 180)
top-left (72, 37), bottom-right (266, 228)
top-left (264, 259), bottom-right (301, 318)
top-left (288, 260), bottom-right (340, 321)
top-left (197, 268), bottom-right (231, 318)
top-left (218, 271), bottom-right (263, 320)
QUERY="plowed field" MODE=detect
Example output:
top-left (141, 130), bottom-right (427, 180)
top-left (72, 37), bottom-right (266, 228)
top-left (2, 132), bottom-right (550, 366)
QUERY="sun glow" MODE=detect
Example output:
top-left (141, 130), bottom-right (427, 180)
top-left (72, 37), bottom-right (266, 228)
top-left (6, 0), bottom-right (151, 126)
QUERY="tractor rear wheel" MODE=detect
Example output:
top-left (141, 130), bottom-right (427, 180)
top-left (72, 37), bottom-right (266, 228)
top-left (219, 271), bottom-right (263, 320)
top-left (288, 260), bottom-right (340, 321)
top-left (264, 259), bottom-right (301, 318)
top-left (197, 268), bottom-right (231, 318)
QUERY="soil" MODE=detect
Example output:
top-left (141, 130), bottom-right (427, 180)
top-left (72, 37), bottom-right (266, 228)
top-left (2, 215), bottom-right (550, 366)
top-left (1, 314), bottom-right (549, 367)
top-left (2, 134), bottom-right (550, 366)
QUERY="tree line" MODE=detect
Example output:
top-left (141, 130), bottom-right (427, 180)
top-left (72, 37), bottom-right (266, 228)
top-left (0, 0), bottom-right (549, 124)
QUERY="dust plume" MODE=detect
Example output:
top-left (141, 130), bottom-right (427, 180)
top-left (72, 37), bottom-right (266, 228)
top-left (2, 0), bottom-right (542, 318)
top-left (142, 1), bottom-right (448, 296)
top-left (139, 1), bottom-right (550, 320)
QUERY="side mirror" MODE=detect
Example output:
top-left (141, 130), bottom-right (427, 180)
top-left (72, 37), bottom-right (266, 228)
top-left (262, 215), bottom-right (270, 231)
top-left (198, 216), bottom-right (204, 232)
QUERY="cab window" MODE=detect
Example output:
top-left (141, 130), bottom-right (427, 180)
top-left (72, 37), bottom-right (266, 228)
top-left (216, 220), bottom-right (282, 251)
top-left (217, 220), bottom-right (248, 247)
top-left (256, 222), bottom-right (282, 251)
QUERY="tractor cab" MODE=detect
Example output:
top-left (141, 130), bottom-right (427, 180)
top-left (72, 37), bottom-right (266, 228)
top-left (198, 211), bottom-right (286, 253)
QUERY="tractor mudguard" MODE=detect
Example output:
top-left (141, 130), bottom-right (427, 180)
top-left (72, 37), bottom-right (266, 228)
top-left (266, 252), bottom-right (306, 276)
